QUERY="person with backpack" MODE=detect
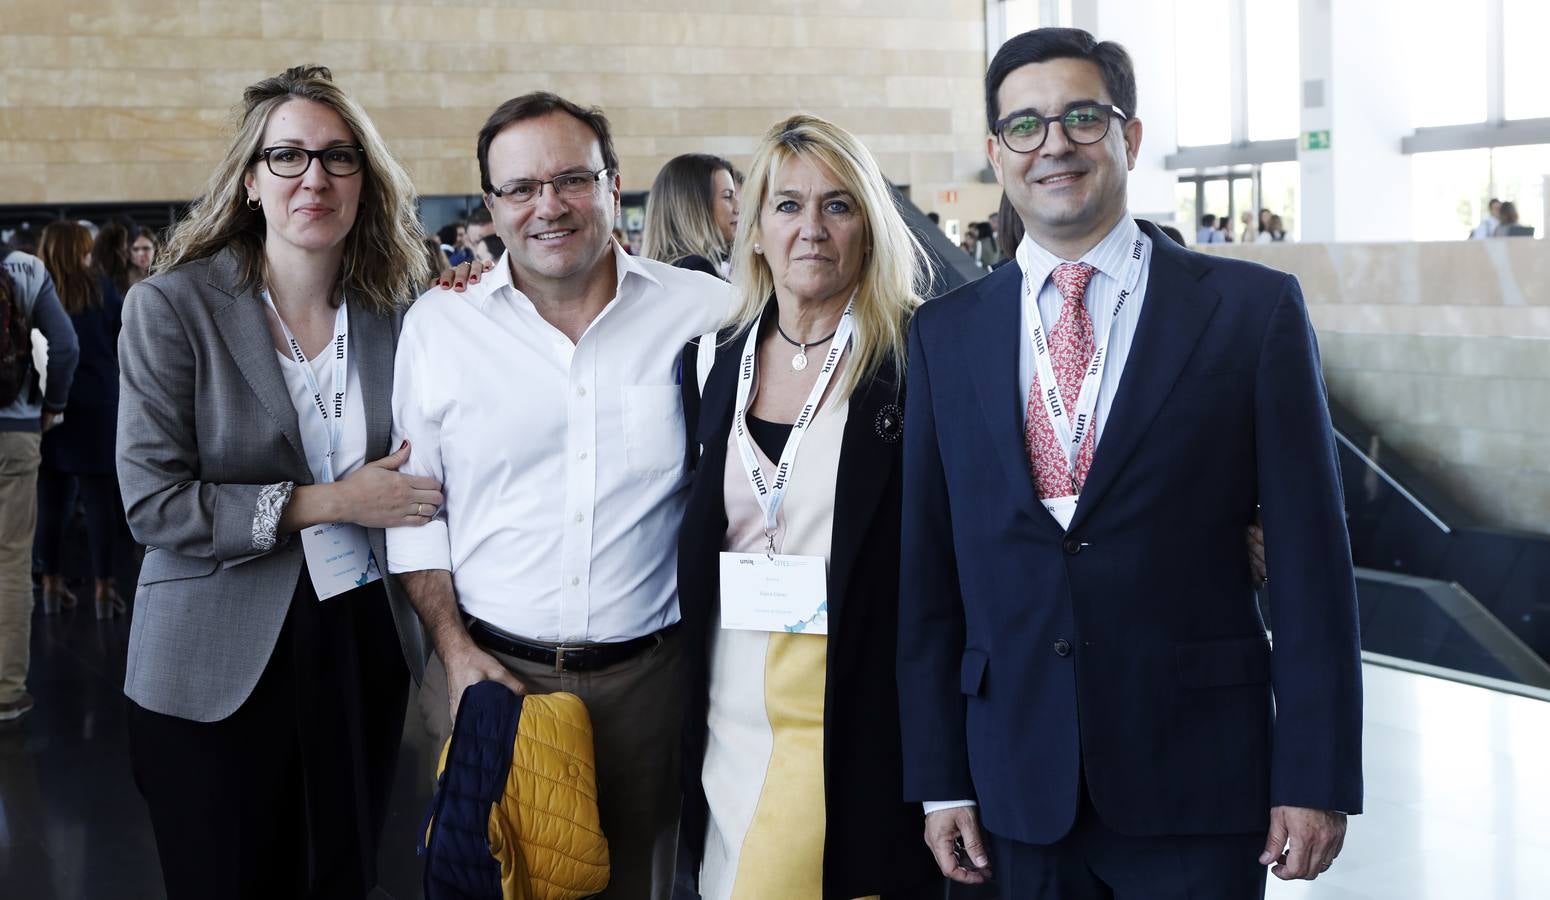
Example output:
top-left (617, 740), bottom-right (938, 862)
top-left (1, 248), bottom-right (80, 722)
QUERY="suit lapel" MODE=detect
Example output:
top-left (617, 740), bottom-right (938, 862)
top-left (828, 360), bottom-right (902, 629)
top-left (206, 249), bottom-right (308, 472)
top-left (350, 301), bottom-right (395, 458)
top-left (964, 263), bottom-right (1047, 525)
top-left (1069, 223), bottom-right (1220, 531)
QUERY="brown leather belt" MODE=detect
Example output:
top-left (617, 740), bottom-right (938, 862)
top-left (467, 618), bottom-right (679, 673)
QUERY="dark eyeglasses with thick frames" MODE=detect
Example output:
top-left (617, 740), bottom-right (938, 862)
top-left (487, 168), bottom-right (611, 205)
top-left (254, 145), bottom-right (366, 178)
top-left (993, 104), bottom-right (1129, 154)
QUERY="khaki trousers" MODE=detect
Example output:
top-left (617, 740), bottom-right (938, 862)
top-left (420, 625), bottom-right (687, 900)
top-left (0, 431), bottom-right (42, 704)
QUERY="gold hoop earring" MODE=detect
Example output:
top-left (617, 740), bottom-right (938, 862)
top-left (246, 196), bottom-right (261, 211)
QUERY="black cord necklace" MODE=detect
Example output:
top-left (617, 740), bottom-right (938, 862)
top-left (774, 321), bottom-right (839, 372)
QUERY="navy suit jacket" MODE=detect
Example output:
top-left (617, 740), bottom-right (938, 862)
top-left (897, 219), bottom-right (1363, 844)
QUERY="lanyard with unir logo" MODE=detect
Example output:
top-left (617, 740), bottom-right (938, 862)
top-left (263, 290), bottom-right (350, 484)
top-left (1022, 230), bottom-right (1150, 483)
top-left (731, 298), bottom-right (855, 556)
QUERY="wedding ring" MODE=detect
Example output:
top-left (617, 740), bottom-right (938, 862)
top-left (417, 502), bottom-right (427, 517)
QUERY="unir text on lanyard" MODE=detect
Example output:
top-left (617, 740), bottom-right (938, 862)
top-left (732, 297), bottom-right (857, 557)
top-left (263, 289), bottom-right (350, 484)
top-left (1022, 230), bottom-right (1151, 489)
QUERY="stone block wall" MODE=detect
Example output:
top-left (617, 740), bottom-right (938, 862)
top-left (1205, 239), bottom-right (1550, 534)
top-left (0, 0), bottom-right (1003, 220)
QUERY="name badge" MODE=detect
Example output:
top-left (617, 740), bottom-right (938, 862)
top-left (718, 552), bottom-right (828, 635)
top-left (301, 522), bottom-right (382, 601)
top-left (1042, 495), bottom-right (1079, 531)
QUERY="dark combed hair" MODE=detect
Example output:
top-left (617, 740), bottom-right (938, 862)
top-left (985, 28), bottom-right (1138, 131)
top-left (476, 92), bottom-right (620, 194)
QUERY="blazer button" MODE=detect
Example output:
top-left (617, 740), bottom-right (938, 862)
top-left (1053, 639), bottom-right (1072, 657)
top-left (1062, 538), bottom-right (1081, 555)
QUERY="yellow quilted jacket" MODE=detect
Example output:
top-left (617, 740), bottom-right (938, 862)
top-left (433, 691), bottom-right (610, 899)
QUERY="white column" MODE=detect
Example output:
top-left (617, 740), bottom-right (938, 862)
top-left (1092, 0), bottom-right (1178, 222)
top-left (1299, 0), bottom-right (1412, 241)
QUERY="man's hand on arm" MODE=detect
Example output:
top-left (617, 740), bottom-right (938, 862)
top-left (399, 569), bottom-right (525, 721)
top-left (924, 805), bottom-right (992, 885)
top-left (1259, 805), bottom-right (1347, 881)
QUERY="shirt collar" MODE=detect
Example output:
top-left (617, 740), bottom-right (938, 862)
top-left (1015, 215), bottom-right (1140, 292)
top-left (610, 238), bottom-right (663, 293)
top-left (486, 238), bottom-right (661, 312)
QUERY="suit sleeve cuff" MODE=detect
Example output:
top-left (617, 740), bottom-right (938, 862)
top-left (923, 800), bottom-right (978, 815)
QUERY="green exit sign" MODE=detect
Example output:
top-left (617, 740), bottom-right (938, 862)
top-left (1302, 130), bottom-right (1332, 150)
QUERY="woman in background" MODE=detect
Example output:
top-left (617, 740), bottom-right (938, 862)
top-left (128, 226), bottom-right (160, 286)
top-left (34, 221), bottom-right (125, 618)
top-left (93, 221), bottom-right (134, 298)
top-left (641, 152), bottom-right (740, 278)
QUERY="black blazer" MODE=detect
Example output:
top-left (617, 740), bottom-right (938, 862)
top-left (675, 310), bottom-right (938, 899)
top-left (672, 254), bottom-right (725, 279)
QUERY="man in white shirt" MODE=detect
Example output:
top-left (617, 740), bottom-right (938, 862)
top-left (1471, 198), bottom-right (1501, 239)
top-left (389, 92), bottom-right (729, 900)
top-left (898, 28), bottom-right (1362, 898)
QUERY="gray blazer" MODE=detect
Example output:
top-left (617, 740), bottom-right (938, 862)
top-left (117, 247), bottom-right (427, 723)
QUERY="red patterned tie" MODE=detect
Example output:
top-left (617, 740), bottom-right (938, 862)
top-left (1025, 262), bottom-right (1097, 499)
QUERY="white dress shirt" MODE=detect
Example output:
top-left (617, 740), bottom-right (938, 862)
top-left (388, 242), bottom-right (731, 642)
top-left (925, 216), bottom-right (1153, 816)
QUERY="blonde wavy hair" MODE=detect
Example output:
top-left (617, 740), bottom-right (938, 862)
top-left (158, 65), bottom-right (427, 314)
top-left (726, 114), bottom-right (930, 399)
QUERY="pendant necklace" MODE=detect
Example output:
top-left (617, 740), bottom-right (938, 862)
top-left (775, 320), bottom-right (839, 372)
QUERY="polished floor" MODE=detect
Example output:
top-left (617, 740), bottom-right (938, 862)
top-left (3, 589), bottom-right (1547, 899)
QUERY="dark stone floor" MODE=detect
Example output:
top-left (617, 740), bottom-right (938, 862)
top-left (0, 529), bottom-right (992, 900)
top-left (0, 594), bottom-right (442, 900)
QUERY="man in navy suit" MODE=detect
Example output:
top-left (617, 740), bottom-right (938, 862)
top-left (897, 28), bottom-right (1363, 898)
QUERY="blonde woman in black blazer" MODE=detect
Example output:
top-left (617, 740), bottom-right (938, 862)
top-left (674, 114), bottom-right (942, 900)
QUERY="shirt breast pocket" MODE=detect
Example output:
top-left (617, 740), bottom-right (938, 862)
top-left (622, 385), bottom-right (686, 478)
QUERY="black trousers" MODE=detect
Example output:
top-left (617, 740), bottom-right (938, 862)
top-left (989, 783), bottom-right (1267, 900)
top-left (34, 469), bottom-right (117, 577)
top-left (127, 576), bottom-right (409, 900)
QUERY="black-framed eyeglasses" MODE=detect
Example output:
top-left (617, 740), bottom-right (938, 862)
top-left (254, 145), bottom-right (365, 178)
top-left (487, 168), bottom-right (611, 205)
top-left (993, 104), bottom-right (1128, 154)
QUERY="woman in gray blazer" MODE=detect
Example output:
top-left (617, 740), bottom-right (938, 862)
top-left (117, 66), bottom-right (438, 900)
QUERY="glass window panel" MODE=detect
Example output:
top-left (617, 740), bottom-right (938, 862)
top-left (1404, 0), bottom-right (1486, 127)
top-left (1175, 0), bottom-right (1232, 146)
top-left (1490, 145), bottom-right (1547, 239)
top-left (1410, 149), bottom-right (1492, 241)
top-left (1202, 178), bottom-right (1231, 225)
top-left (1230, 176), bottom-right (1256, 240)
top-left (1504, 0), bottom-right (1550, 120)
top-left (1260, 161), bottom-right (1300, 242)
top-left (1245, 0), bottom-right (1299, 141)
top-left (1176, 181), bottom-right (1199, 244)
